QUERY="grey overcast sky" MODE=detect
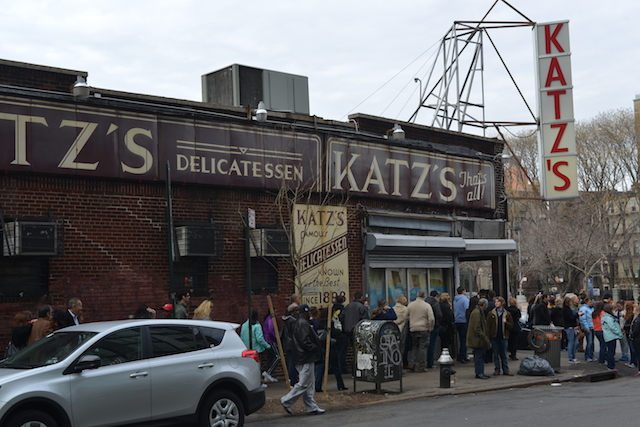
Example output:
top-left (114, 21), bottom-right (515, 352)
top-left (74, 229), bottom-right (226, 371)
top-left (1, 0), bottom-right (638, 134)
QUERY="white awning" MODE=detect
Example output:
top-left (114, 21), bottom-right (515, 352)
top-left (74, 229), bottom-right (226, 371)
top-left (462, 238), bottom-right (517, 256)
top-left (365, 233), bottom-right (466, 252)
top-left (366, 233), bottom-right (516, 256)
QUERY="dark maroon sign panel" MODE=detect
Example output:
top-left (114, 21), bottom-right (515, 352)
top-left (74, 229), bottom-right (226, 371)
top-left (327, 138), bottom-right (495, 209)
top-left (0, 95), bottom-right (321, 191)
top-left (0, 95), bottom-right (496, 210)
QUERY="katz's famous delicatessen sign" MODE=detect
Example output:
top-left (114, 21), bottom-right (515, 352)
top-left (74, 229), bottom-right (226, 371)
top-left (293, 204), bottom-right (349, 308)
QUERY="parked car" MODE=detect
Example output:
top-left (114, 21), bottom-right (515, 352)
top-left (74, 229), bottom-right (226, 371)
top-left (0, 319), bottom-right (265, 427)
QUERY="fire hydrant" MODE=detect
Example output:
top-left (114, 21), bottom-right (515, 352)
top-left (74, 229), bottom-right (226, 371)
top-left (437, 348), bottom-right (456, 388)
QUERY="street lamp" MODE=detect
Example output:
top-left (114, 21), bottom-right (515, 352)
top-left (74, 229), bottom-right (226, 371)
top-left (414, 77), bottom-right (423, 109)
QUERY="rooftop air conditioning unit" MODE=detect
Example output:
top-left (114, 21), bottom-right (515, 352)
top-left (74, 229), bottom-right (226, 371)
top-left (175, 225), bottom-right (222, 258)
top-left (3, 221), bottom-right (58, 256)
top-left (249, 229), bottom-right (290, 257)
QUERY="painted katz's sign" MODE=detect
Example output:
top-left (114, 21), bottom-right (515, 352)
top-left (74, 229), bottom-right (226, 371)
top-left (293, 204), bottom-right (349, 308)
top-left (0, 95), bottom-right (321, 191)
top-left (534, 20), bottom-right (578, 200)
top-left (328, 138), bottom-right (495, 209)
top-left (0, 93), bottom-right (500, 211)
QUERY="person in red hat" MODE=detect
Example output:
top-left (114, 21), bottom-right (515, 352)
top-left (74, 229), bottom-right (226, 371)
top-left (159, 303), bottom-right (173, 318)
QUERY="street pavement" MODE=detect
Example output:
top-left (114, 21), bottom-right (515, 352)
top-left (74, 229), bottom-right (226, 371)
top-left (248, 347), bottom-right (635, 422)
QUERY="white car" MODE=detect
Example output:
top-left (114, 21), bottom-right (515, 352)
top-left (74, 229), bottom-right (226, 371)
top-left (0, 319), bottom-right (265, 427)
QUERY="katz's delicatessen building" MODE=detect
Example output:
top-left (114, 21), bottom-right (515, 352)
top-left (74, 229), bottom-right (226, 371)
top-left (0, 60), bottom-right (514, 334)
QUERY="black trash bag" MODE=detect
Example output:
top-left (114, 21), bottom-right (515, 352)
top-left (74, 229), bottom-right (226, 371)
top-left (517, 355), bottom-right (555, 376)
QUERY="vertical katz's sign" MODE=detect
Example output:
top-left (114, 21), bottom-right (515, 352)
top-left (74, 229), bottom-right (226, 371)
top-left (293, 204), bottom-right (348, 308)
top-left (534, 20), bottom-right (578, 200)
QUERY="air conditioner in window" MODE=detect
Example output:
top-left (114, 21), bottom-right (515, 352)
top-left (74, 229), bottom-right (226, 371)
top-left (3, 221), bottom-right (58, 256)
top-left (175, 225), bottom-right (222, 257)
top-left (249, 229), bottom-right (290, 257)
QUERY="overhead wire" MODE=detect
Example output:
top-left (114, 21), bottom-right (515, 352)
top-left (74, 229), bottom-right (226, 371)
top-left (339, 39), bottom-right (441, 121)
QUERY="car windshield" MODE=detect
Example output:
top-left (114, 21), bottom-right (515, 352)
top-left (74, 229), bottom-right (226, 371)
top-left (1, 331), bottom-right (97, 368)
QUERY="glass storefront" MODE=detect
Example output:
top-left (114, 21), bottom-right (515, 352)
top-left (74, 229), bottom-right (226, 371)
top-left (369, 267), bottom-right (452, 310)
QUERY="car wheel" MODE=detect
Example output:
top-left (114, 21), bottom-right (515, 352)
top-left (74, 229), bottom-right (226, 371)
top-left (199, 390), bottom-right (244, 427)
top-left (6, 410), bottom-right (59, 427)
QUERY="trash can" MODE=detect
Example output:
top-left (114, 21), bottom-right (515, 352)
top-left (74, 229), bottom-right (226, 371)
top-left (352, 319), bottom-right (402, 393)
top-left (528, 325), bottom-right (563, 372)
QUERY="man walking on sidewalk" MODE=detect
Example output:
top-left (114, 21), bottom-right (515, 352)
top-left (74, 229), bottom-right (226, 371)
top-left (280, 304), bottom-right (325, 415)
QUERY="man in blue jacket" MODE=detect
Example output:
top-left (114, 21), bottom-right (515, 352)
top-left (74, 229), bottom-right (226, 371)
top-left (454, 287), bottom-right (470, 363)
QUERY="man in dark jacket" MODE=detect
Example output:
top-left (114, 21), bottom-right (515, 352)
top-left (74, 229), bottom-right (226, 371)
top-left (532, 294), bottom-right (551, 325)
top-left (340, 292), bottom-right (370, 373)
top-left (281, 303), bottom-right (300, 386)
top-left (467, 298), bottom-right (491, 379)
top-left (59, 297), bottom-right (83, 328)
top-left (340, 291), bottom-right (370, 335)
top-left (280, 305), bottom-right (325, 415)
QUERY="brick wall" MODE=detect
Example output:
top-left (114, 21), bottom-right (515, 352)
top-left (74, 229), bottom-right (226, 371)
top-left (0, 174), bottom-right (371, 347)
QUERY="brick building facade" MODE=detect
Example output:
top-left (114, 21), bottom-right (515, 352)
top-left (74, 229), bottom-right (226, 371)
top-left (0, 59), bottom-right (514, 347)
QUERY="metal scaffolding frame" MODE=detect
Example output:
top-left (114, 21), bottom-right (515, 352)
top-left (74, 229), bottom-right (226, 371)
top-left (408, 0), bottom-right (538, 135)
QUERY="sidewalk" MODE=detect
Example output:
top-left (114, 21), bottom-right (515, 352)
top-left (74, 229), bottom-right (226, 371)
top-left (248, 349), bottom-right (632, 420)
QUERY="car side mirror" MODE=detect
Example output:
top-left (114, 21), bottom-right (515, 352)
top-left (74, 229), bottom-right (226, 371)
top-left (64, 354), bottom-right (102, 375)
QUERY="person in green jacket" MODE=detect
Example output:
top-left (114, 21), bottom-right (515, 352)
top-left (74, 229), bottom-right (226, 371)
top-left (241, 310), bottom-right (272, 353)
top-left (602, 304), bottom-right (624, 371)
top-left (467, 298), bottom-right (491, 379)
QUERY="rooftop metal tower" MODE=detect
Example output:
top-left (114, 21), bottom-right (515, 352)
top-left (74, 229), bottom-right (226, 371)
top-left (408, 0), bottom-right (538, 136)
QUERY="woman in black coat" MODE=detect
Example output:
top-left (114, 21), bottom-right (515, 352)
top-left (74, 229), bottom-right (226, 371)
top-left (438, 293), bottom-right (455, 350)
top-left (506, 297), bottom-right (522, 361)
top-left (562, 295), bottom-right (579, 363)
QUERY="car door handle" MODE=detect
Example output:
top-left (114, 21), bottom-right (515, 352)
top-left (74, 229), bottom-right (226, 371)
top-left (198, 363), bottom-right (215, 369)
top-left (129, 371), bottom-right (149, 378)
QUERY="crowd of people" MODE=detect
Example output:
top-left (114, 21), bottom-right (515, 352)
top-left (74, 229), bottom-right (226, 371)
top-left (2, 291), bottom-right (195, 359)
top-left (4, 297), bottom-right (84, 358)
top-left (523, 291), bottom-right (640, 374)
top-left (8, 287), bottom-right (640, 416)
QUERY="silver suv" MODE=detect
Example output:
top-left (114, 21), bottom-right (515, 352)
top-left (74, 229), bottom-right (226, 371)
top-left (0, 319), bottom-right (265, 427)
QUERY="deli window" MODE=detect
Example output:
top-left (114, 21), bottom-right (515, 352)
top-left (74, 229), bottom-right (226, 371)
top-left (369, 267), bottom-right (452, 310)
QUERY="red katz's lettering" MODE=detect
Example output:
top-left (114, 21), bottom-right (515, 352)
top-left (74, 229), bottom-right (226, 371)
top-left (546, 159), bottom-right (571, 191)
top-left (545, 23), bottom-right (565, 54)
top-left (547, 90), bottom-right (567, 120)
top-left (545, 57), bottom-right (568, 87)
top-left (550, 123), bottom-right (569, 153)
